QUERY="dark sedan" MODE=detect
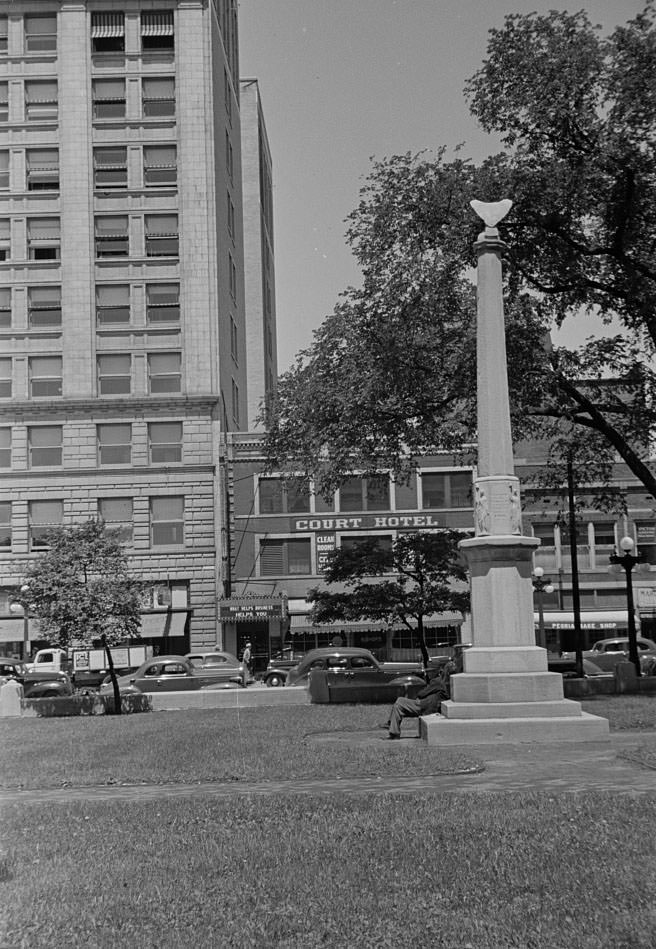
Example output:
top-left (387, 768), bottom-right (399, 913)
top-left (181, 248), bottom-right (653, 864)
top-left (286, 647), bottom-right (426, 704)
top-left (99, 655), bottom-right (244, 695)
top-left (0, 658), bottom-right (74, 698)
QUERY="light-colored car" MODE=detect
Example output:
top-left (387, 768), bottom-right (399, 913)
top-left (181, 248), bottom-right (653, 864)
top-left (99, 654), bottom-right (244, 695)
top-left (563, 637), bottom-right (656, 672)
top-left (185, 651), bottom-right (248, 686)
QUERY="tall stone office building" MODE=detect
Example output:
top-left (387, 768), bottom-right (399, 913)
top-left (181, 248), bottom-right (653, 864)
top-left (0, 1), bottom-right (274, 657)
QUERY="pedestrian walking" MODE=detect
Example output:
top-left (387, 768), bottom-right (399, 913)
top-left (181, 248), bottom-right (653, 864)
top-left (241, 641), bottom-right (252, 685)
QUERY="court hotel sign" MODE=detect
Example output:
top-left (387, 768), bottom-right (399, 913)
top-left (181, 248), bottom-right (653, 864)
top-left (294, 514), bottom-right (445, 531)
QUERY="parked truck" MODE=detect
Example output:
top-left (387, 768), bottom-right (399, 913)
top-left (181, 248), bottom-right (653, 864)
top-left (26, 645), bottom-right (152, 689)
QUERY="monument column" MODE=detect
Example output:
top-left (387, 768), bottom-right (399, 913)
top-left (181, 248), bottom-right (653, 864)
top-left (421, 200), bottom-right (608, 744)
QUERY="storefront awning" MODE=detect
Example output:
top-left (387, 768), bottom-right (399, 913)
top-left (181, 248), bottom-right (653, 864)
top-left (289, 611), bottom-right (463, 634)
top-left (534, 610), bottom-right (631, 631)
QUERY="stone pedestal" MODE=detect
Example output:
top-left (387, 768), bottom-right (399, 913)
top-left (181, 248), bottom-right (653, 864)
top-left (422, 201), bottom-right (609, 745)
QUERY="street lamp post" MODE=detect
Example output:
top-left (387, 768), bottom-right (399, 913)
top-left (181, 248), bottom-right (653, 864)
top-left (532, 567), bottom-right (554, 651)
top-left (609, 537), bottom-right (644, 677)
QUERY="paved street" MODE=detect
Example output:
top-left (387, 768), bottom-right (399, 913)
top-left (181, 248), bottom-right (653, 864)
top-left (2, 729), bottom-right (655, 807)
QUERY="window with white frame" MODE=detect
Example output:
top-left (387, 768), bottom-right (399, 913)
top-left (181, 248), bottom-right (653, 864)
top-left (339, 476), bottom-right (390, 512)
top-left (26, 149), bottom-right (59, 191)
top-left (95, 216), bottom-right (129, 257)
top-left (28, 286), bottom-right (61, 328)
top-left (27, 218), bottom-right (60, 261)
top-left (143, 145), bottom-right (176, 187)
top-left (0, 83), bottom-right (7, 121)
top-left (150, 496), bottom-right (184, 546)
top-left (29, 499), bottom-right (62, 548)
top-left (25, 14), bottom-right (57, 53)
top-left (0, 152), bottom-right (9, 190)
top-left (97, 423), bottom-right (131, 466)
top-left (98, 497), bottom-right (133, 544)
top-left (28, 426), bottom-right (62, 467)
top-left (92, 78), bottom-right (126, 119)
top-left (0, 358), bottom-right (10, 397)
top-left (148, 352), bottom-right (181, 393)
top-left (91, 12), bottom-right (125, 54)
top-left (146, 283), bottom-right (179, 323)
top-left (593, 522), bottom-right (617, 550)
top-left (97, 354), bottom-right (131, 395)
top-left (421, 471), bottom-right (472, 509)
top-left (145, 214), bottom-right (178, 257)
top-left (0, 218), bottom-right (8, 261)
top-left (29, 356), bottom-right (62, 398)
top-left (531, 523), bottom-right (556, 546)
top-left (259, 538), bottom-right (312, 576)
top-left (142, 580), bottom-right (188, 610)
top-left (0, 500), bottom-right (9, 545)
top-left (142, 77), bottom-right (175, 117)
top-left (96, 284), bottom-right (130, 325)
top-left (258, 478), bottom-right (311, 514)
top-left (148, 421), bottom-right (182, 463)
top-left (141, 11), bottom-right (174, 52)
top-left (25, 80), bottom-right (58, 121)
top-left (0, 17), bottom-right (7, 54)
top-left (0, 429), bottom-right (9, 469)
top-left (0, 288), bottom-right (9, 328)
top-left (94, 147), bottom-right (127, 190)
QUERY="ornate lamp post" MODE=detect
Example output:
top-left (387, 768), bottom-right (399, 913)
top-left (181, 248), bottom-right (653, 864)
top-left (609, 537), bottom-right (644, 677)
top-left (532, 567), bottom-right (554, 651)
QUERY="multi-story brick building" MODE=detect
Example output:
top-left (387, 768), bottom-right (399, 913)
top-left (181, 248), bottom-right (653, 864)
top-left (0, 1), bottom-right (274, 657)
top-left (220, 433), bottom-right (474, 672)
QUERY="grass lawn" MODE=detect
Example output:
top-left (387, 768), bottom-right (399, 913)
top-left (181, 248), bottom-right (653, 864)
top-left (2, 793), bottom-right (656, 949)
top-left (2, 694), bottom-right (656, 948)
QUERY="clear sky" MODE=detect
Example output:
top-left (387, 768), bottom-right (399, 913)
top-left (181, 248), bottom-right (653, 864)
top-left (238, 1), bottom-right (643, 370)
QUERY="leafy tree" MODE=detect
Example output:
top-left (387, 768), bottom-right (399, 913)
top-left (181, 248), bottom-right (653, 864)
top-left (307, 531), bottom-right (470, 671)
top-left (21, 519), bottom-right (143, 713)
top-left (264, 5), bottom-right (656, 501)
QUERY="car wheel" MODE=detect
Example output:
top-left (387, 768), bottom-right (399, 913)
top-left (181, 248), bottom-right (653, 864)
top-left (266, 674), bottom-right (284, 688)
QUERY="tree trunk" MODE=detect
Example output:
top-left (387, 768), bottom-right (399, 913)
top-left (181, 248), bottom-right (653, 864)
top-left (417, 614), bottom-right (430, 678)
top-left (102, 634), bottom-right (121, 716)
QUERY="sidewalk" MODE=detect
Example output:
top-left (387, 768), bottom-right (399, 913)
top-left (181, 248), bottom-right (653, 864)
top-left (2, 729), bottom-right (656, 807)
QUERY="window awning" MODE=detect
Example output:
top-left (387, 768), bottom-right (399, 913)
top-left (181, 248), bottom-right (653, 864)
top-left (92, 14), bottom-right (125, 38)
top-left (139, 609), bottom-right (189, 638)
top-left (141, 13), bottom-right (174, 35)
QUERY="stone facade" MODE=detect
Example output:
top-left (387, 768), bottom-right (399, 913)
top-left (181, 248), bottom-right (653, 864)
top-left (0, 1), bottom-right (270, 657)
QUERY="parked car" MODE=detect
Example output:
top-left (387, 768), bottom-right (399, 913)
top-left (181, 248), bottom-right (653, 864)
top-left (99, 655), bottom-right (244, 696)
top-left (286, 647), bottom-right (425, 703)
top-left (185, 651), bottom-right (248, 686)
top-left (0, 657), bottom-right (74, 698)
top-left (562, 637), bottom-right (656, 672)
top-left (263, 650), bottom-right (305, 687)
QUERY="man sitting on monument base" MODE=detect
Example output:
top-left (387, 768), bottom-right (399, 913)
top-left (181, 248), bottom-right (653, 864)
top-left (384, 654), bottom-right (462, 739)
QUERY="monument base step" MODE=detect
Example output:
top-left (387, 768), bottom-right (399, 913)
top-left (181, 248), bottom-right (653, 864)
top-left (440, 698), bottom-right (583, 720)
top-left (420, 711), bottom-right (610, 745)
